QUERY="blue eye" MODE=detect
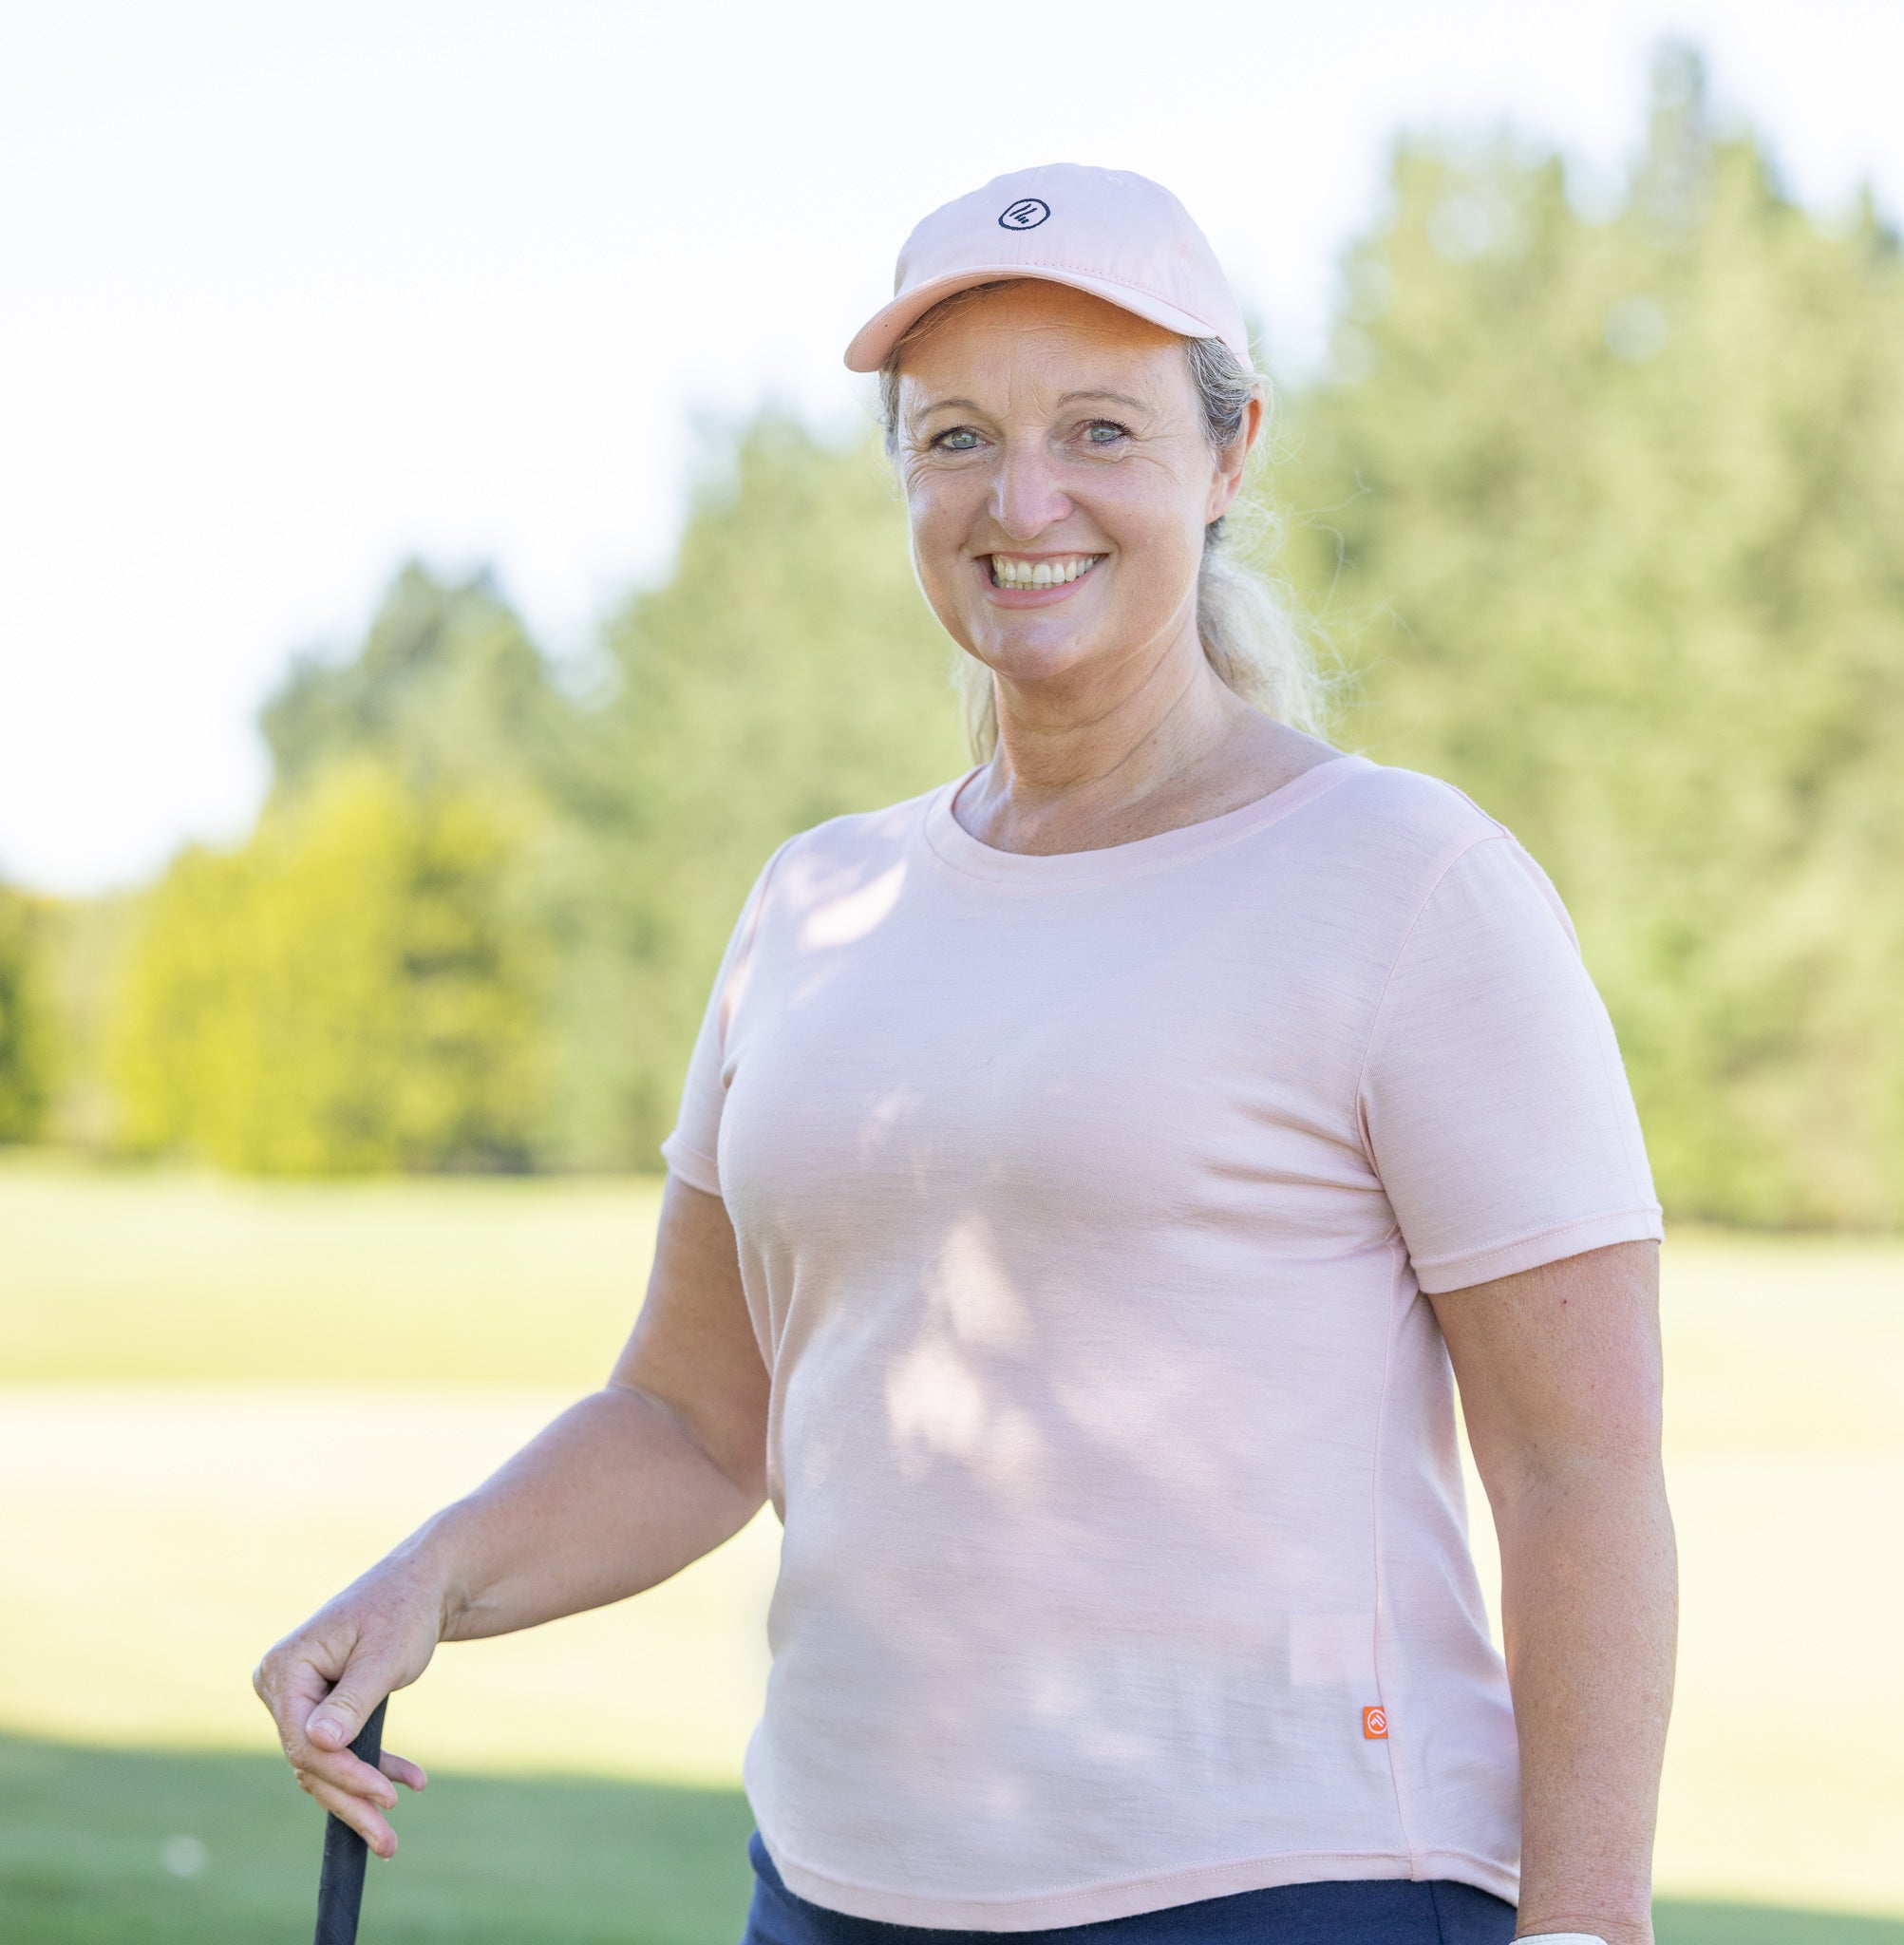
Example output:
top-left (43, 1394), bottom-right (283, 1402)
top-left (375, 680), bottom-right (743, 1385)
top-left (1084, 421), bottom-right (1129, 445)
top-left (933, 427), bottom-right (981, 451)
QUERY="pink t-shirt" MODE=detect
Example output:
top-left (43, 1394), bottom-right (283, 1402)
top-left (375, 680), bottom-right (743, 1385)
top-left (660, 752), bottom-right (1663, 1929)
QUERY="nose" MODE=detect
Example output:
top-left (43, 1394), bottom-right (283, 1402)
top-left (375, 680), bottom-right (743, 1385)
top-left (989, 437), bottom-right (1073, 543)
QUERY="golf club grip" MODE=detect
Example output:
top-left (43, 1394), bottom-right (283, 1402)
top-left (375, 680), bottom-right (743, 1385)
top-left (312, 1696), bottom-right (387, 1945)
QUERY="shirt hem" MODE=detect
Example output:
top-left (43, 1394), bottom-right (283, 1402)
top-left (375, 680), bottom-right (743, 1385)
top-left (1410, 1203), bottom-right (1664, 1294)
top-left (759, 1839), bottom-right (1519, 1931)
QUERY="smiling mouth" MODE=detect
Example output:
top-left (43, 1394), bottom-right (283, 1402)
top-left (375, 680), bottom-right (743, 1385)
top-left (988, 553), bottom-right (1104, 591)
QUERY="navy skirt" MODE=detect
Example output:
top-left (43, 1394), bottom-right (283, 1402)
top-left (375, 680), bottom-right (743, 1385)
top-left (741, 1831), bottom-right (1518, 1945)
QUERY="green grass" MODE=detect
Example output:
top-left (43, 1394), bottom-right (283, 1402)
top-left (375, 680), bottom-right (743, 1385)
top-left (5, 1154), bottom-right (1902, 1927)
top-left (0, 1151), bottom-right (663, 1386)
top-left (0, 1733), bottom-right (756, 1945)
top-left (1654, 1908), bottom-right (1904, 1945)
top-left (3, 1733), bottom-right (1898, 1945)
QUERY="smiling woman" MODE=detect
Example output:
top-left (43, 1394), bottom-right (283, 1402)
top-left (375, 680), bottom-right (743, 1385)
top-left (872, 278), bottom-right (1329, 766)
top-left (253, 164), bottom-right (1669, 1945)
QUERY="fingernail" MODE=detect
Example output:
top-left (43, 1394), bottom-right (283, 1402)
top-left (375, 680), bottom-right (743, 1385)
top-left (310, 1715), bottom-right (342, 1746)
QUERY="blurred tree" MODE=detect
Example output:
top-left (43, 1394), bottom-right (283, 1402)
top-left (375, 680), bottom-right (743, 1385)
top-left (1274, 42), bottom-right (1904, 1225)
top-left (0, 884), bottom-right (57, 1142)
top-left (261, 561), bottom-right (565, 811)
top-left (82, 45), bottom-right (1904, 1219)
top-left (536, 413), bottom-right (970, 1168)
top-left (110, 760), bottom-right (544, 1174)
top-left (117, 436), bottom-right (965, 1176)
top-left (28, 895), bottom-right (138, 1152)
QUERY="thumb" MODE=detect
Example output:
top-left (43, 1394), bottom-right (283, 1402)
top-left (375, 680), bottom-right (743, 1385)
top-left (307, 1669), bottom-right (390, 1753)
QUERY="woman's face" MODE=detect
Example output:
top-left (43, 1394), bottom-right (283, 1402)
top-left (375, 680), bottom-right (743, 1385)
top-left (893, 280), bottom-right (1254, 697)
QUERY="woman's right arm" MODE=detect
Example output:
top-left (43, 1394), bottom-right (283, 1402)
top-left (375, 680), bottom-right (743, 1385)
top-left (252, 1175), bottom-right (768, 1858)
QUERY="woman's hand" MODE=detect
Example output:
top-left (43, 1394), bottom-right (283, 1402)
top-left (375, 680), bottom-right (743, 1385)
top-left (252, 1177), bottom-right (769, 1860)
top-left (253, 1552), bottom-right (443, 1859)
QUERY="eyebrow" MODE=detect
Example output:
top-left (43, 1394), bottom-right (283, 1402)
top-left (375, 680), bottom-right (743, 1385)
top-left (910, 396), bottom-right (986, 422)
top-left (1055, 389), bottom-right (1147, 411)
top-left (910, 387), bottom-right (1150, 422)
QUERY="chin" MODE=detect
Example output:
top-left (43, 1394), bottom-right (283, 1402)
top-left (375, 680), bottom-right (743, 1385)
top-left (966, 623), bottom-right (1103, 685)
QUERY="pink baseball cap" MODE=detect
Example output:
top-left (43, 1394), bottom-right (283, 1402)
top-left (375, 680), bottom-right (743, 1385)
top-left (843, 163), bottom-right (1253, 374)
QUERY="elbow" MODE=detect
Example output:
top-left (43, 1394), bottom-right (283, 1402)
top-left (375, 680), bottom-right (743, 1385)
top-left (608, 1377), bottom-right (770, 1514)
top-left (1492, 1437), bottom-right (1667, 1514)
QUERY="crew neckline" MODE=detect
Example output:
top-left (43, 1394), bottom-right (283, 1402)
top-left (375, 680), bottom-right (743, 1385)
top-left (920, 751), bottom-right (1373, 889)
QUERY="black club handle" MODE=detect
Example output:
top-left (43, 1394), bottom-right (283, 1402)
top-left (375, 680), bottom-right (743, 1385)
top-left (312, 1696), bottom-right (388, 1945)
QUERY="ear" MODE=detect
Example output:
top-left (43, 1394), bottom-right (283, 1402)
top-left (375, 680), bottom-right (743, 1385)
top-left (1203, 389), bottom-right (1264, 525)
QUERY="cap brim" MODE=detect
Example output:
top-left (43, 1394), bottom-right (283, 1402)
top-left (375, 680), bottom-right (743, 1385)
top-left (843, 265), bottom-right (1252, 372)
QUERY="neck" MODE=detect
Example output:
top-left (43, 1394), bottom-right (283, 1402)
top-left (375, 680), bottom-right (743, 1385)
top-left (966, 607), bottom-right (1268, 851)
top-left (993, 607), bottom-right (1223, 782)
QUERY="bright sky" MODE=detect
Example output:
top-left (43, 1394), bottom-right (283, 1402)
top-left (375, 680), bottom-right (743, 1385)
top-left (3, 0), bottom-right (1899, 895)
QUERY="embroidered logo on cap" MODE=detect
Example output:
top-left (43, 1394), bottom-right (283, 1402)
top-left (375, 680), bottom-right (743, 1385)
top-left (1363, 1705), bottom-right (1388, 1740)
top-left (998, 198), bottom-right (1051, 231)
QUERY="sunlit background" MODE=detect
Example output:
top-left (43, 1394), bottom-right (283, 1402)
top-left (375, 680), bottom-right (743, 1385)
top-left (2, 2), bottom-right (1901, 1940)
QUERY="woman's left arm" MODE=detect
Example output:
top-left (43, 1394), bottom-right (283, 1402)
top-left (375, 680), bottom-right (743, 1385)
top-left (1429, 1237), bottom-right (1676, 1945)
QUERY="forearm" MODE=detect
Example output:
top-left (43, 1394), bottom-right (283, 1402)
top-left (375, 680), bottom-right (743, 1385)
top-left (1496, 1459), bottom-right (1677, 1945)
top-left (390, 1382), bottom-right (765, 1643)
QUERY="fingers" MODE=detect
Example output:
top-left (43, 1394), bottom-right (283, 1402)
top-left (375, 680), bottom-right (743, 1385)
top-left (288, 1680), bottom-right (396, 1773)
top-left (254, 1648), bottom-right (331, 1737)
top-left (380, 1748), bottom-right (429, 1792)
top-left (254, 1650), bottom-right (405, 1802)
top-left (299, 1739), bottom-right (399, 1808)
top-left (306, 1668), bottom-right (393, 1753)
top-left (295, 1766), bottom-right (399, 1860)
top-left (253, 1568), bottom-right (443, 1841)
top-left (287, 1747), bottom-right (424, 1860)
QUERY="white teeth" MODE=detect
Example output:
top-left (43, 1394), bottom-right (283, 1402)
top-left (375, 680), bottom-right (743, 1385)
top-left (991, 554), bottom-right (1098, 588)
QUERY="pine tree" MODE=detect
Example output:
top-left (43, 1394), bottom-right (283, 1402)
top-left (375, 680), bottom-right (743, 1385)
top-left (1275, 44), bottom-right (1904, 1224)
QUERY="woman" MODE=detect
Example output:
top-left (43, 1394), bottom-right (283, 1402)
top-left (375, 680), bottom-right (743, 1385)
top-left (255, 165), bottom-right (1675, 1945)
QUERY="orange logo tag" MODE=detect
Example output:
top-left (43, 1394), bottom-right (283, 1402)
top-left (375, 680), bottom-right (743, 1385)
top-left (1363, 1705), bottom-right (1388, 1740)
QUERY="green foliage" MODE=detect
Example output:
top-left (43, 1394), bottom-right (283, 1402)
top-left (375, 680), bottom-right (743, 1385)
top-left (25, 893), bottom-right (139, 1152)
top-left (104, 564), bottom-right (564, 1176)
top-left (0, 885), bottom-right (57, 1142)
top-left (535, 414), bottom-right (969, 1168)
top-left (1275, 47), bottom-right (1904, 1226)
top-left (73, 48), bottom-right (1904, 1218)
top-left (109, 760), bottom-right (544, 1175)
top-left (261, 560), bottom-right (564, 811)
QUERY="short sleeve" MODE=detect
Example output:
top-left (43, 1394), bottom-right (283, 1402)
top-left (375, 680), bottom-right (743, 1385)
top-left (1356, 834), bottom-right (1663, 1294)
top-left (658, 837), bottom-right (795, 1198)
